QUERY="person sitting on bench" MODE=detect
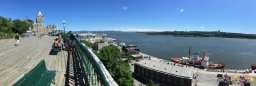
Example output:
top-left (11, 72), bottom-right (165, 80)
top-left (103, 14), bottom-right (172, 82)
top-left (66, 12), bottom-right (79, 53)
top-left (64, 40), bottom-right (70, 51)
top-left (57, 37), bottom-right (64, 50)
top-left (54, 38), bottom-right (61, 51)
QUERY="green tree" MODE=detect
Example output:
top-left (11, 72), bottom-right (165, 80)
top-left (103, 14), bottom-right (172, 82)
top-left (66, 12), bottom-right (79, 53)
top-left (148, 80), bottom-right (160, 86)
top-left (96, 45), bottom-right (134, 86)
top-left (26, 19), bottom-right (34, 24)
top-left (0, 16), bottom-right (13, 33)
top-left (82, 40), bottom-right (92, 48)
top-left (91, 43), bottom-right (98, 50)
top-left (12, 19), bottom-right (30, 34)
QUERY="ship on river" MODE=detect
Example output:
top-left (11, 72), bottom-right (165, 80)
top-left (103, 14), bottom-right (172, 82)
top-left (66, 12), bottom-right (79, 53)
top-left (171, 48), bottom-right (225, 69)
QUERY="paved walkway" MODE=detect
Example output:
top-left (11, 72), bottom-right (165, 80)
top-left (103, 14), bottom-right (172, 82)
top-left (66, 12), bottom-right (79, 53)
top-left (0, 36), bottom-right (69, 86)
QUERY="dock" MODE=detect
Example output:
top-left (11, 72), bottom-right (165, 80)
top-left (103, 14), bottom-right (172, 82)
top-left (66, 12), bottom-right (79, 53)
top-left (0, 36), bottom-right (71, 86)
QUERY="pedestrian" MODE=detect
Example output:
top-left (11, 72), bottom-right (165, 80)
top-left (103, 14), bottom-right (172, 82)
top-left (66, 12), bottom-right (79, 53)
top-left (69, 31), bottom-right (75, 43)
top-left (15, 33), bottom-right (19, 46)
top-left (58, 34), bottom-right (62, 39)
top-left (76, 32), bottom-right (78, 38)
top-left (4, 34), bottom-right (8, 42)
top-left (67, 40), bottom-right (73, 55)
top-left (58, 36), bottom-right (64, 50)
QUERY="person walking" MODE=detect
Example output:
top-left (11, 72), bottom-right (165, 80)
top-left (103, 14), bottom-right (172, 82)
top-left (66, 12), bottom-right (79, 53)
top-left (15, 33), bottom-right (19, 46)
top-left (4, 34), bottom-right (8, 42)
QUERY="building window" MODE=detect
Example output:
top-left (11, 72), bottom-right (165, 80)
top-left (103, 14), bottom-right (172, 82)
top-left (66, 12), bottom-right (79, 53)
top-left (146, 70), bottom-right (149, 77)
top-left (162, 74), bottom-right (165, 83)
top-left (134, 65), bottom-right (137, 73)
top-left (142, 68), bottom-right (144, 75)
top-left (168, 76), bottom-right (171, 83)
top-left (138, 67), bottom-right (140, 74)
top-left (180, 79), bottom-right (184, 86)
top-left (156, 72), bottom-right (159, 80)
top-left (173, 77), bottom-right (177, 85)
top-left (151, 71), bottom-right (154, 78)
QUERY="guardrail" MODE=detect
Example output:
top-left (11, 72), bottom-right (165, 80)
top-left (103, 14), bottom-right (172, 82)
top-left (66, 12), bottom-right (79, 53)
top-left (65, 34), bottom-right (118, 86)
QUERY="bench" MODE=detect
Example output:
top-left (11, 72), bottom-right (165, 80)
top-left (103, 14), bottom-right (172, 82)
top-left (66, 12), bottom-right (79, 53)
top-left (52, 44), bottom-right (61, 52)
top-left (13, 60), bottom-right (56, 86)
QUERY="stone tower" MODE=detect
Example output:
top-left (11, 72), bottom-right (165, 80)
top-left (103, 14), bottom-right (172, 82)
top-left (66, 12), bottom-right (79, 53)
top-left (36, 11), bottom-right (43, 26)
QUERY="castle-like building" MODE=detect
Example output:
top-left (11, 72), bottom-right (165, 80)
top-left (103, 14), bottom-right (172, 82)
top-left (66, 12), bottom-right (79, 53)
top-left (30, 11), bottom-right (56, 35)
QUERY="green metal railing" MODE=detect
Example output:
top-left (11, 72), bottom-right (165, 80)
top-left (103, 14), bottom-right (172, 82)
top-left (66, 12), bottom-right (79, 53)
top-left (64, 34), bottom-right (118, 86)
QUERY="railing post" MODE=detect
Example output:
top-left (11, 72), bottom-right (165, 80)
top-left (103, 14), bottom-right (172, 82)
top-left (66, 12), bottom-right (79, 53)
top-left (72, 51), bottom-right (78, 86)
top-left (65, 51), bottom-right (70, 86)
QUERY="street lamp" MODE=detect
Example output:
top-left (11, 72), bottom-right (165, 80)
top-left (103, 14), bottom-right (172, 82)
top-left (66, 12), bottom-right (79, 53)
top-left (63, 20), bottom-right (65, 37)
top-left (53, 29), bottom-right (56, 36)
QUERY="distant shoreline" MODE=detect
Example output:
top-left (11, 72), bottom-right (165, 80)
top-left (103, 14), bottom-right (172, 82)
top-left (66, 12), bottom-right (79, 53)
top-left (140, 31), bottom-right (256, 39)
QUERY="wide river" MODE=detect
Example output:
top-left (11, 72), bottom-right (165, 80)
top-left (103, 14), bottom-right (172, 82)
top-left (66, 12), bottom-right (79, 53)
top-left (104, 32), bottom-right (256, 70)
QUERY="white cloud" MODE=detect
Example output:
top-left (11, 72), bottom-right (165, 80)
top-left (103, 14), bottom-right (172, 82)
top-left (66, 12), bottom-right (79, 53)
top-left (180, 9), bottom-right (184, 12)
top-left (122, 6), bottom-right (127, 10)
top-left (200, 26), bottom-right (204, 29)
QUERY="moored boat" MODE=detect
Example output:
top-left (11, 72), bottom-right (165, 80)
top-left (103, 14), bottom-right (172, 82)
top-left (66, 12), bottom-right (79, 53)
top-left (208, 62), bottom-right (225, 69)
top-left (171, 57), bottom-right (190, 65)
top-left (171, 57), bottom-right (181, 63)
top-left (170, 48), bottom-right (225, 69)
top-left (171, 53), bottom-right (206, 66)
top-left (251, 64), bottom-right (256, 70)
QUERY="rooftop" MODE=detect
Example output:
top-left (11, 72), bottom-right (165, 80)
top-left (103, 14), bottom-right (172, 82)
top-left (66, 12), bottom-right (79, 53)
top-left (135, 59), bottom-right (194, 79)
top-left (37, 11), bottom-right (43, 16)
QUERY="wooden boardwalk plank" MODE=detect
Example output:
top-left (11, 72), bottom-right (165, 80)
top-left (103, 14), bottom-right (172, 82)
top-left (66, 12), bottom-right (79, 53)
top-left (0, 36), bottom-right (69, 86)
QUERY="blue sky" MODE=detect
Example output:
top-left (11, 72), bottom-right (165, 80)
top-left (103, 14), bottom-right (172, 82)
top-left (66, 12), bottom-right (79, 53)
top-left (1, 0), bottom-right (256, 33)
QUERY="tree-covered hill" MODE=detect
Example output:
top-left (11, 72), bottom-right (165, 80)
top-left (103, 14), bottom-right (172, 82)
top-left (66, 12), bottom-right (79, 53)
top-left (143, 31), bottom-right (256, 39)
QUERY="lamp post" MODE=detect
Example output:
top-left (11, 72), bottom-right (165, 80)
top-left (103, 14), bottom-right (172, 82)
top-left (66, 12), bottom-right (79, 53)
top-left (53, 29), bottom-right (56, 36)
top-left (63, 20), bottom-right (65, 36)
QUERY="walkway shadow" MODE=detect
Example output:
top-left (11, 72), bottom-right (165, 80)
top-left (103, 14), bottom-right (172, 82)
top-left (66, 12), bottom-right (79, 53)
top-left (49, 49), bottom-right (58, 55)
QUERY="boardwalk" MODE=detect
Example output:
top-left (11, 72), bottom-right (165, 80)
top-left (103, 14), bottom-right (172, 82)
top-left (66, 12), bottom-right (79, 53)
top-left (0, 36), bottom-right (70, 86)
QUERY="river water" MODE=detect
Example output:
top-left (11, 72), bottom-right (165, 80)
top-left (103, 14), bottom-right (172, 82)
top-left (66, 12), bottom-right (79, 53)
top-left (104, 31), bottom-right (256, 70)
